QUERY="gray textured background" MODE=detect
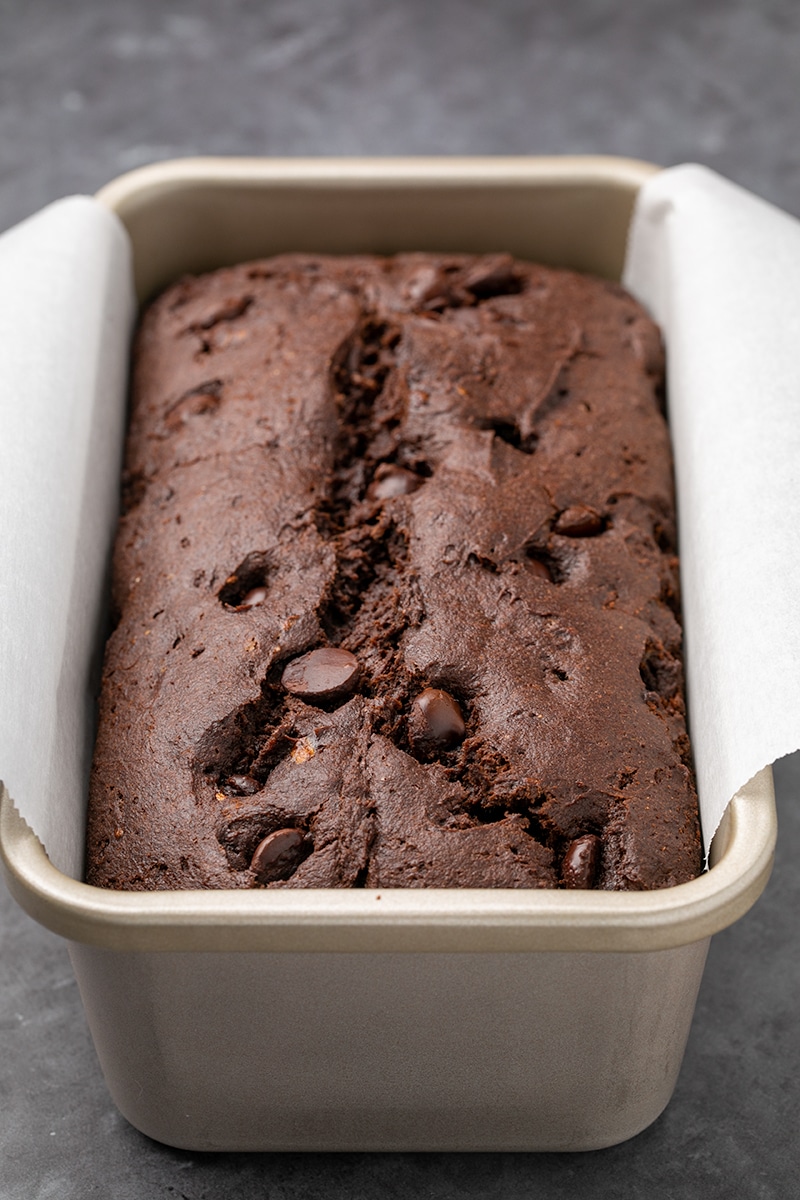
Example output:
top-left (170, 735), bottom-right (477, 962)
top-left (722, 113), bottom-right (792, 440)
top-left (1, 2), bottom-right (798, 1197)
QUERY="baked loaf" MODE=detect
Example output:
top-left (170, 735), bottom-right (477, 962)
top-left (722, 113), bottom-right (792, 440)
top-left (86, 252), bottom-right (702, 891)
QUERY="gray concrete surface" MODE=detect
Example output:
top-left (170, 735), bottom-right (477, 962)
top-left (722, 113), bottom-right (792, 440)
top-left (1, 2), bottom-right (798, 1196)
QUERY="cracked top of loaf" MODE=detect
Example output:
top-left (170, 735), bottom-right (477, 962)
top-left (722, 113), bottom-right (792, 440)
top-left (86, 252), bottom-right (702, 891)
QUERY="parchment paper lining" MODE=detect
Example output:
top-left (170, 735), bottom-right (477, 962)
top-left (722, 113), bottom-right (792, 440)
top-left (624, 164), bottom-right (800, 852)
top-left (0, 198), bottom-right (134, 875)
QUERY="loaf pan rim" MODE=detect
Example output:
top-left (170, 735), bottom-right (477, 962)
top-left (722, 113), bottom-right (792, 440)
top-left (0, 768), bottom-right (775, 954)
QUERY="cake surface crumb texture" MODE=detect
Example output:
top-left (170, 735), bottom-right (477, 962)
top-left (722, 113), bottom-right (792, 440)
top-left (86, 252), bottom-right (702, 891)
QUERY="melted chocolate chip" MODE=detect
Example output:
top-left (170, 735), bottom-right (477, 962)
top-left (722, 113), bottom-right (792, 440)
top-left (226, 774), bottom-right (261, 796)
top-left (408, 688), bottom-right (466, 750)
top-left (554, 505), bottom-right (604, 537)
top-left (250, 828), bottom-right (306, 883)
top-left (366, 464), bottom-right (423, 501)
top-left (526, 555), bottom-right (552, 581)
top-left (562, 834), bottom-right (600, 888)
top-left (281, 647), bottom-right (360, 701)
top-left (235, 586), bottom-right (268, 611)
top-left (218, 551), bottom-right (270, 609)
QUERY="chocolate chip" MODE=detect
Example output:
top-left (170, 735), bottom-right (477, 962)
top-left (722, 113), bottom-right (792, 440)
top-left (281, 647), bottom-right (360, 701)
top-left (366, 464), bottom-right (423, 501)
top-left (554, 505), bottom-right (604, 537)
top-left (250, 828), bottom-right (306, 883)
top-left (226, 774), bottom-right (261, 795)
top-left (526, 555), bottom-right (552, 581)
top-left (562, 834), bottom-right (600, 888)
top-left (408, 687), bottom-right (466, 750)
top-left (217, 551), bottom-right (270, 608)
top-left (235, 586), bottom-right (268, 611)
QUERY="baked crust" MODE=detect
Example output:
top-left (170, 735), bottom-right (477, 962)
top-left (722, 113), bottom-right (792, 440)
top-left (86, 253), bottom-right (701, 891)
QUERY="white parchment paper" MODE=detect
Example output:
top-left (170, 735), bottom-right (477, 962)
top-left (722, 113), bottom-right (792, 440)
top-left (625, 164), bottom-right (800, 850)
top-left (0, 197), bottom-right (135, 875)
top-left (0, 168), bottom-right (798, 878)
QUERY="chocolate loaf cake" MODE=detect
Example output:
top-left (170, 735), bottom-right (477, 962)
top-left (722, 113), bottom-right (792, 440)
top-left (86, 252), bottom-right (702, 891)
